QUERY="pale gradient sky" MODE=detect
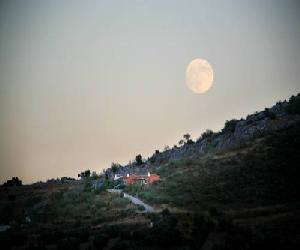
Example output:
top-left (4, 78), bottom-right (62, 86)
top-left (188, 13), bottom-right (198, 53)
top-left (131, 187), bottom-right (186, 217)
top-left (0, 0), bottom-right (300, 184)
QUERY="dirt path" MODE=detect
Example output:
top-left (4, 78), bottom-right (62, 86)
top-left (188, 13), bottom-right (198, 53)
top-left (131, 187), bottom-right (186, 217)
top-left (107, 189), bottom-right (154, 212)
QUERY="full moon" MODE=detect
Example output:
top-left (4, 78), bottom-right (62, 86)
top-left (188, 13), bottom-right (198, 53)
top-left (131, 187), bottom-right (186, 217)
top-left (185, 58), bottom-right (214, 93)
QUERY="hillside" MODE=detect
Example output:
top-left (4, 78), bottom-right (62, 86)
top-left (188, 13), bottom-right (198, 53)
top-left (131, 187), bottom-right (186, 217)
top-left (108, 94), bottom-right (300, 178)
top-left (1, 94), bottom-right (300, 250)
top-left (119, 94), bottom-right (300, 249)
top-left (126, 122), bottom-right (300, 210)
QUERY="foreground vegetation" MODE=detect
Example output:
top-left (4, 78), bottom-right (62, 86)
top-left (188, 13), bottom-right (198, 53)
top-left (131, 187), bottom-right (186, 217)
top-left (0, 181), bottom-right (224, 250)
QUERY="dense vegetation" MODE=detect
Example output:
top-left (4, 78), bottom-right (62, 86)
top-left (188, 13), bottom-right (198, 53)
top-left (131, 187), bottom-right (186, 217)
top-left (286, 94), bottom-right (300, 114)
top-left (127, 124), bottom-right (300, 210)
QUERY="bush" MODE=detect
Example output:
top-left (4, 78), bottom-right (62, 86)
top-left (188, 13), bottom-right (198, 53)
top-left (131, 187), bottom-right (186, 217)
top-left (264, 108), bottom-right (276, 120)
top-left (187, 139), bottom-right (194, 145)
top-left (110, 197), bottom-right (130, 207)
top-left (78, 170), bottom-right (91, 178)
top-left (111, 162), bottom-right (121, 174)
top-left (124, 184), bottom-right (142, 195)
top-left (135, 154), bottom-right (143, 165)
top-left (201, 129), bottom-right (214, 140)
top-left (95, 198), bottom-right (105, 209)
top-left (83, 181), bottom-right (93, 192)
top-left (3, 177), bottom-right (22, 187)
top-left (49, 190), bottom-right (64, 202)
top-left (149, 156), bottom-right (156, 164)
top-left (99, 179), bottom-right (114, 191)
top-left (223, 119), bottom-right (238, 133)
top-left (286, 94), bottom-right (300, 114)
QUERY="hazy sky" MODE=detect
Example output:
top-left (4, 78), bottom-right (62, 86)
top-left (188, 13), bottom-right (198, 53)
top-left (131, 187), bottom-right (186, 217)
top-left (1, 0), bottom-right (300, 184)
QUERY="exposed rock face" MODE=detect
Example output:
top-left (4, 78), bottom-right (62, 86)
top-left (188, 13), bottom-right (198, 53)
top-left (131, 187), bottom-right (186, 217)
top-left (152, 99), bottom-right (299, 162)
top-left (108, 95), bottom-right (300, 176)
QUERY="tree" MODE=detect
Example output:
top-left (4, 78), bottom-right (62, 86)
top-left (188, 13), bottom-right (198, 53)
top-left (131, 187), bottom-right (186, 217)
top-left (91, 171), bottom-right (98, 179)
top-left (179, 133), bottom-right (192, 146)
top-left (135, 154), bottom-right (143, 165)
top-left (286, 94), bottom-right (300, 114)
top-left (201, 129), bottom-right (214, 139)
top-left (78, 170), bottom-right (91, 178)
top-left (178, 139), bottom-right (185, 146)
top-left (222, 119), bottom-right (238, 133)
top-left (84, 170), bottom-right (91, 178)
top-left (111, 162), bottom-right (120, 174)
top-left (264, 108), bottom-right (276, 120)
top-left (186, 139), bottom-right (194, 145)
top-left (183, 134), bottom-right (191, 142)
top-left (3, 177), bottom-right (22, 187)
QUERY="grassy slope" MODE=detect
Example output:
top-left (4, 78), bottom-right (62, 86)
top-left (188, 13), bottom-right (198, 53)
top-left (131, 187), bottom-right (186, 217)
top-left (129, 123), bottom-right (300, 212)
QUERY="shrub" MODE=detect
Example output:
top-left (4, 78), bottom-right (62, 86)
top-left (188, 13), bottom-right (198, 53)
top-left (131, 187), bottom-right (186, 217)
top-left (187, 139), bottom-right (194, 145)
top-left (264, 108), bottom-right (276, 120)
top-left (50, 190), bottom-right (64, 202)
top-left (148, 155), bottom-right (155, 164)
top-left (110, 197), bottom-right (130, 207)
top-left (178, 139), bottom-right (185, 146)
top-left (286, 94), bottom-right (300, 114)
top-left (3, 177), bottom-right (22, 187)
top-left (183, 134), bottom-right (191, 141)
top-left (135, 154), bottom-right (143, 165)
top-left (78, 170), bottom-right (91, 178)
top-left (179, 133), bottom-right (193, 146)
top-left (95, 198), bottom-right (105, 209)
top-left (99, 179), bottom-right (114, 191)
top-left (124, 184), bottom-right (142, 195)
top-left (111, 162), bottom-right (121, 174)
top-left (222, 119), bottom-right (238, 133)
top-left (83, 180), bottom-right (93, 192)
top-left (201, 129), bottom-right (214, 140)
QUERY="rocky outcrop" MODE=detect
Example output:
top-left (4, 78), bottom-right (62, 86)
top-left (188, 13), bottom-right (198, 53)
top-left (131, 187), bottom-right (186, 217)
top-left (149, 96), bottom-right (300, 164)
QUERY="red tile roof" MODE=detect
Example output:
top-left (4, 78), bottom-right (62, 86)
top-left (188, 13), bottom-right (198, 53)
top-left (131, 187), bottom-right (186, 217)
top-left (124, 174), bottom-right (160, 185)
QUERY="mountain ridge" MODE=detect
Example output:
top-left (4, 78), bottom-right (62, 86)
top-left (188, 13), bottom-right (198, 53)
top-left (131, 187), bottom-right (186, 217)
top-left (106, 93), bottom-right (300, 177)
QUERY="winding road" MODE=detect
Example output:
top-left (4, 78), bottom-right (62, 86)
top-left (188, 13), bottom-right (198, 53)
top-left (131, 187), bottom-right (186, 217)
top-left (107, 189), bottom-right (154, 213)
